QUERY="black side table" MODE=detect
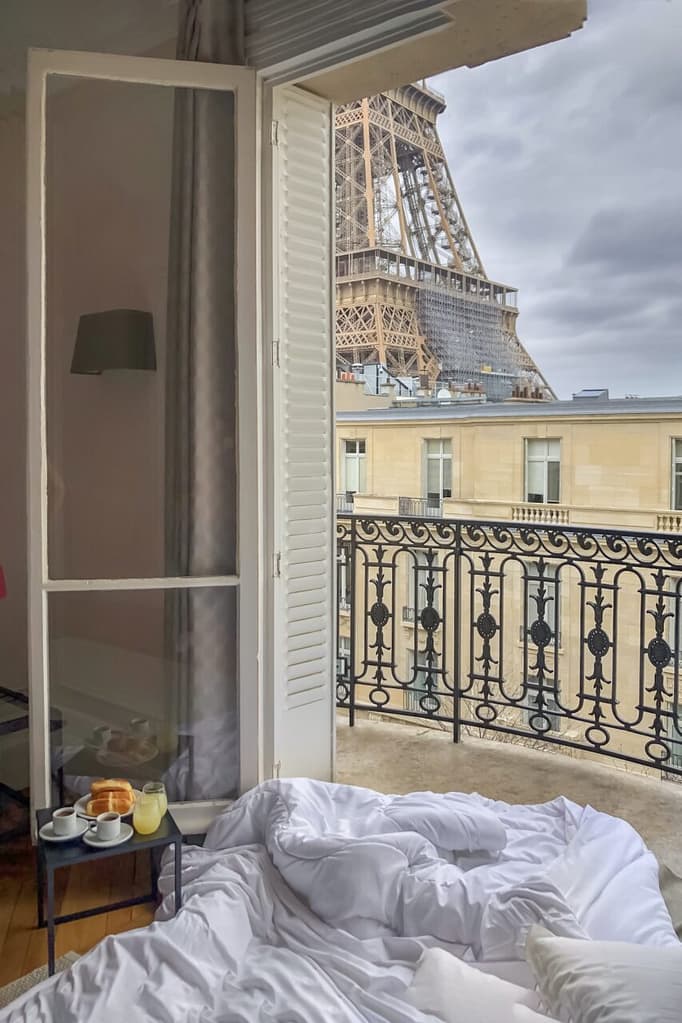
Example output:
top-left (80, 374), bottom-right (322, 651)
top-left (36, 807), bottom-right (182, 975)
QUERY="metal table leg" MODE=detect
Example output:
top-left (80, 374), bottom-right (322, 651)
top-left (47, 866), bottom-right (55, 976)
top-left (174, 839), bottom-right (182, 914)
top-left (36, 846), bottom-right (45, 929)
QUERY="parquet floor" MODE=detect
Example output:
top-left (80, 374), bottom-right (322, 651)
top-left (0, 834), bottom-right (155, 986)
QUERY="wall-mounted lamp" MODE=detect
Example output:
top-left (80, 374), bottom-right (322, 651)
top-left (71, 309), bottom-right (156, 375)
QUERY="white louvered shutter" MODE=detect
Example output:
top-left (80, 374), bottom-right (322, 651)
top-left (271, 86), bottom-right (334, 780)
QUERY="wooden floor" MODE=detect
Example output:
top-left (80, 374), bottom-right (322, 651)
top-left (0, 833), bottom-right (155, 987)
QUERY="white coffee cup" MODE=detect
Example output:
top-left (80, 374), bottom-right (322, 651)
top-left (52, 806), bottom-right (78, 837)
top-left (95, 811), bottom-right (121, 841)
top-left (130, 717), bottom-right (151, 738)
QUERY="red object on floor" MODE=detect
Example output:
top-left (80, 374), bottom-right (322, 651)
top-left (0, 565), bottom-right (6, 599)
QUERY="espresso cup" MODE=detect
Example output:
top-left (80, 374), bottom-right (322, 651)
top-left (52, 806), bottom-right (78, 837)
top-left (96, 811), bottom-right (121, 842)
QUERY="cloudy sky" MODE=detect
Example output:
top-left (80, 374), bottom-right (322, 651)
top-left (432, 0), bottom-right (682, 399)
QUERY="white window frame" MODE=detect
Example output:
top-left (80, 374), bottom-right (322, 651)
top-left (525, 438), bottom-right (561, 504)
top-left (403, 549), bottom-right (440, 622)
top-left (337, 634), bottom-right (351, 679)
top-left (524, 562), bottom-right (560, 645)
top-left (343, 438), bottom-right (366, 493)
top-left (523, 677), bottom-right (561, 732)
top-left (423, 438), bottom-right (452, 501)
top-left (672, 439), bottom-right (682, 510)
top-left (26, 49), bottom-right (259, 819)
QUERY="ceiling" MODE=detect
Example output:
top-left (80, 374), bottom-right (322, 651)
top-left (0, 0), bottom-right (178, 102)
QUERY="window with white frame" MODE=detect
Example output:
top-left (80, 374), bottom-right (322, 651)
top-left (337, 543), bottom-right (352, 611)
top-left (337, 635), bottom-right (351, 679)
top-left (672, 440), bottom-right (682, 510)
top-left (343, 439), bottom-right (366, 493)
top-left (525, 562), bottom-right (560, 644)
top-left (424, 439), bottom-right (452, 502)
top-left (405, 647), bottom-right (438, 711)
top-left (523, 676), bottom-right (561, 732)
top-left (404, 549), bottom-right (440, 622)
top-left (525, 438), bottom-right (560, 504)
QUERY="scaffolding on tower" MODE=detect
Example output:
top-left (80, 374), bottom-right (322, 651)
top-left (334, 82), bottom-right (554, 400)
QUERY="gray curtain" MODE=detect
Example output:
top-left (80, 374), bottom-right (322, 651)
top-left (164, 0), bottom-right (244, 801)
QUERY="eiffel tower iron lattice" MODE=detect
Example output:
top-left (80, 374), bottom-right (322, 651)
top-left (335, 82), bottom-right (555, 400)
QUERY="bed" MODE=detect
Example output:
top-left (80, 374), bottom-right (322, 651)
top-left (2, 779), bottom-right (679, 1021)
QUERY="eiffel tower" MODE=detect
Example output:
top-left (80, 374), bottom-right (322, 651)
top-left (335, 82), bottom-right (554, 400)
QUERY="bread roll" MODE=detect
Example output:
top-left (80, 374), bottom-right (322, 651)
top-left (91, 778), bottom-right (133, 797)
top-left (87, 793), bottom-right (133, 816)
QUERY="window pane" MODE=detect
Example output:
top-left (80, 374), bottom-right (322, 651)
top-left (526, 460), bottom-right (544, 502)
top-left (426, 458), bottom-right (441, 496)
top-left (358, 457), bottom-right (367, 493)
top-left (442, 456), bottom-right (452, 495)
top-left (45, 76), bottom-right (237, 579)
top-left (48, 587), bottom-right (238, 802)
top-left (547, 461), bottom-right (561, 503)
top-left (345, 454), bottom-right (359, 492)
top-left (675, 472), bottom-right (682, 510)
top-left (547, 439), bottom-right (561, 458)
top-left (425, 439), bottom-right (440, 456)
top-left (526, 439), bottom-right (544, 459)
top-left (358, 440), bottom-right (366, 454)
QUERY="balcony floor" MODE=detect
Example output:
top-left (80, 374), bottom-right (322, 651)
top-left (336, 712), bottom-right (682, 872)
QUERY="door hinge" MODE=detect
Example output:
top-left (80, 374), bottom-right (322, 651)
top-left (272, 760), bottom-right (281, 779)
top-left (270, 120), bottom-right (279, 146)
top-left (273, 552), bottom-right (282, 578)
top-left (272, 338), bottom-right (280, 368)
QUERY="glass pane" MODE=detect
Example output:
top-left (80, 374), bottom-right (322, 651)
top-left (547, 460), bottom-right (561, 503)
top-left (345, 454), bottom-right (359, 492)
top-left (675, 472), bottom-right (682, 510)
top-left (426, 456), bottom-right (441, 495)
top-left (526, 439), bottom-right (543, 459)
top-left (547, 439), bottom-right (561, 458)
top-left (443, 455), bottom-right (452, 494)
top-left (48, 588), bottom-right (238, 801)
top-left (45, 75), bottom-right (237, 579)
top-left (526, 460), bottom-right (544, 502)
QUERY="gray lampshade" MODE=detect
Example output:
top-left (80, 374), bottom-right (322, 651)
top-left (71, 309), bottom-right (156, 374)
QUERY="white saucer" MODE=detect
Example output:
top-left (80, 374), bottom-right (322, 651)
top-left (39, 819), bottom-right (90, 843)
top-left (74, 790), bottom-right (141, 820)
top-left (82, 822), bottom-right (134, 849)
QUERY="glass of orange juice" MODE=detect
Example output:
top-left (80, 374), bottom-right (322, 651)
top-left (133, 792), bottom-right (162, 835)
top-left (143, 781), bottom-right (168, 818)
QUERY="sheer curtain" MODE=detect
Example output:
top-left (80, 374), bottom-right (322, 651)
top-left (164, 0), bottom-right (243, 801)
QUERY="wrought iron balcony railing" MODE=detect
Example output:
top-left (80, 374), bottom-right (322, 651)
top-left (336, 513), bottom-right (682, 779)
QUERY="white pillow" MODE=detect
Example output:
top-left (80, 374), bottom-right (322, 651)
top-left (405, 948), bottom-right (543, 1023)
top-left (526, 925), bottom-right (682, 1023)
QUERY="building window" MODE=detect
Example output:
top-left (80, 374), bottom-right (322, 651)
top-left (424, 439), bottom-right (452, 501)
top-left (343, 439), bottom-right (366, 493)
top-left (523, 677), bottom-right (561, 732)
top-left (337, 635), bottom-right (351, 679)
top-left (405, 647), bottom-right (438, 712)
top-left (525, 562), bottom-right (560, 644)
top-left (337, 543), bottom-right (352, 612)
top-left (403, 550), bottom-right (440, 622)
top-left (525, 439), bottom-right (560, 504)
top-left (672, 440), bottom-right (682, 510)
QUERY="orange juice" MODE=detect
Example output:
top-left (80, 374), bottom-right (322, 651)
top-left (133, 794), bottom-right (161, 835)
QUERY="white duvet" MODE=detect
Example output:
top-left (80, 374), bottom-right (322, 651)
top-left (3, 779), bottom-right (678, 1022)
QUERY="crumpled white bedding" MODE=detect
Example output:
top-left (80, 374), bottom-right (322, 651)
top-left (2, 779), bottom-right (678, 1022)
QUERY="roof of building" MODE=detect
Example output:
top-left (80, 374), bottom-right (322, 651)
top-left (336, 395), bottom-right (682, 423)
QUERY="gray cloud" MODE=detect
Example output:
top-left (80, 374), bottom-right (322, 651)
top-left (431, 0), bottom-right (682, 398)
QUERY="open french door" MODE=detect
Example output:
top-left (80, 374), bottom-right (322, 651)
top-left (26, 49), bottom-right (259, 829)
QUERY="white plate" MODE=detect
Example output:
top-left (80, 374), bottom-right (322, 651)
top-left (82, 822), bottom-right (134, 849)
top-left (39, 819), bottom-right (90, 843)
top-left (74, 789), bottom-right (141, 821)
